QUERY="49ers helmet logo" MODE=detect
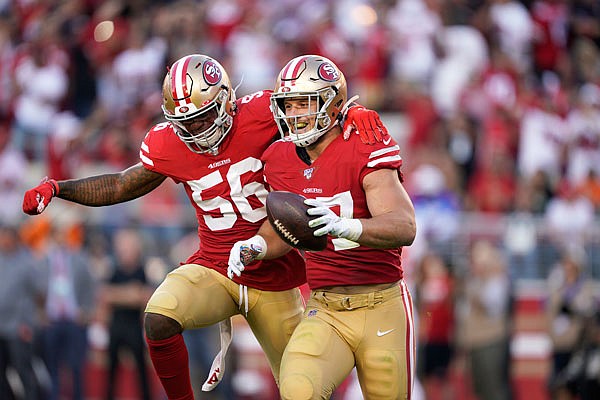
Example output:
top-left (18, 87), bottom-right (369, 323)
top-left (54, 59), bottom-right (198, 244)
top-left (317, 62), bottom-right (339, 82)
top-left (203, 60), bottom-right (222, 85)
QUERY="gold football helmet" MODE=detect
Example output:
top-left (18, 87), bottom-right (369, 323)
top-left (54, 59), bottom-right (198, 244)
top-left (271, 55), bottom-right (347, 147)
top-left (162, 54), bottom-right (235, 154)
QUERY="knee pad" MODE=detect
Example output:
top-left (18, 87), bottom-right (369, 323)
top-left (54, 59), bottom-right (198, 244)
top-left (146, 264), bottom-right (211, 313)
top-left (360, 349), bottom-right (405, 399)
top-left (280, 374), bottom-right (314, 400)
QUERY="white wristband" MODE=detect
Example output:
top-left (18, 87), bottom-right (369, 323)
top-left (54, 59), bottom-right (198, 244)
top-left (248, 235), bottom-right (268, 260)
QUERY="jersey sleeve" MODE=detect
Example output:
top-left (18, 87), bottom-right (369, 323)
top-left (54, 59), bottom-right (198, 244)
top-left (139, 122), bottom-right (182, 181)
top-left (356, 137), bottom-right (404, 184)
top-left (235, 90), bottom-right (274, 126)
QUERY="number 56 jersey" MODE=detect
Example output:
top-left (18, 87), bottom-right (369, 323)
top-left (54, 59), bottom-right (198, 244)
top-left (139, 91), bottom-right (305, 291)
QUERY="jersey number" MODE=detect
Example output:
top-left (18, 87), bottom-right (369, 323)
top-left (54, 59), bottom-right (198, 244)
top-left (187, 157), bottom-right (268, 231)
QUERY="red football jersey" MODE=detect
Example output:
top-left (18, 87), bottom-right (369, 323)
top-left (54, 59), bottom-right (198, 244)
top-left (262, 133), bottom-right (405, 289)
top-left (139, 91), bottom-right (306, 291)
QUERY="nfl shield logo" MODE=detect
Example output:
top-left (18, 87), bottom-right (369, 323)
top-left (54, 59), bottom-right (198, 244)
top-left (304, 168), bottom-right (314, 179)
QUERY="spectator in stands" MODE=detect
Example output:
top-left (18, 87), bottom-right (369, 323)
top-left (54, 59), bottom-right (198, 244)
top-left (41, 220), bottom-right (97, 400)
top-left (415, 252), bottom-right (456, 400)
top-left (577, 169), bottom-right (600, 213)
top-left (544, 179), bottom-right (595, 254)
top-left (531, 0), bottom-right (570, 78)
top-left (11, 26), bottom-right (69, 161)
top-left (101, 227), bottom-right (154, 400)
top-left (517, 86), bottom-right (569, 184)
top-left (407, 163), bottom-right (460, 261)
top-left (0, 123), bottom-right (27, 225)
top-left (458, 239), bottom-right (512, 400)
top-left (504, 184), bottom-right (540, 279)
top-left (0, 221), bottom-right (46, 400)
top-left (386, 0), bottom-right (442, 91)
top-left (546, 245), bottom-right (596, 400)
top-left (488, 0), bottom-right (534, 74)
top-left (565, 82), bottom-right (600, 186)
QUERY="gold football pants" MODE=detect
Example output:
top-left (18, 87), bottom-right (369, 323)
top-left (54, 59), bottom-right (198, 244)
top-left (145, 263), bottom-right (305, 384)
top-left (279, 281), bottom-right (416, 399)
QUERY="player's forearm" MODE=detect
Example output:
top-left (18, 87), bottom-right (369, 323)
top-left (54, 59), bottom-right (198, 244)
top-left (57, 165), bottom-right (165, 206)
top-left (257, 220), bottom-right (293, 259)
top-left (356, 212), bottom-right (416, 249)
top-left (57, 174), bottom-right (131, 205)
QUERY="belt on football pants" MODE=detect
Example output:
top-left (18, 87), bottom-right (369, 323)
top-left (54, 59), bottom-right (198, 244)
top-left (310, 282), bottom-right (402, 311)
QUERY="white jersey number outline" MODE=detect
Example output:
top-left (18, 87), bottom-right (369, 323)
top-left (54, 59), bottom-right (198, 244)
top-left (187, 157), bottom-right (268, 231)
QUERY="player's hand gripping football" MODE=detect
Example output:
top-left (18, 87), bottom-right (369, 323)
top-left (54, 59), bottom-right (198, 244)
top-left (227, 235), bottom-right (267, 279)
top-left (22, 177), bottom-right (59, 215)
top-left (342, 106), bottom-right (390, 145)
top-left (304, 199), bottom-right (363, 241)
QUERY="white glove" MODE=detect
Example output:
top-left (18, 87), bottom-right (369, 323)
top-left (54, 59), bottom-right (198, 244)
top-left (227, 235), bottom-right (267, 279)
top-left (304, 198), bottom-right (363, 241)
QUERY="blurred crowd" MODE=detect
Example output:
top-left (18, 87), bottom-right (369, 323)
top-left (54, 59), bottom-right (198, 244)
top-left (0, 0), bottom-right (600, 399)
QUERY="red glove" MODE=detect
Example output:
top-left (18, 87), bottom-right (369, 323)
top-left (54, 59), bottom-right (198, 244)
top-left (22, 177), bottom-right (59, 215)
top-left (342, 106), bottom-right (390, 145)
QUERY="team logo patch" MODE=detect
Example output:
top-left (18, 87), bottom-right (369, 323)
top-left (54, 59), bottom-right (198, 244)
top-left (178, 106), bottom-right (189, 113)
top-left (317, 62), bottom-right (339, 82)
top-left (304, 167), bottom-right (315, 179)
top-left (203, 60), bottom-right (222, 85)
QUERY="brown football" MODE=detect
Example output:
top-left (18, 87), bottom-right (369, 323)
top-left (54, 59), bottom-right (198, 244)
top-left (266, 191), bottom-right (328, 251)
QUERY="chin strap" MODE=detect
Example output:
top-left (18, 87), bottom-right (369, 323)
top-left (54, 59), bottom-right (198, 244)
top-left (202, 318), bottom-right (233, 391)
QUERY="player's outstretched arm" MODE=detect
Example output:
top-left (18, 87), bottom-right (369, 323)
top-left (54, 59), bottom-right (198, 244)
top-left (23, 163), bottom-right (167, 215)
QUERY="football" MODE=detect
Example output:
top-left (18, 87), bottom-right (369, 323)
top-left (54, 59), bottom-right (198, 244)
top-left (266, 191), bottom-right (328, 251)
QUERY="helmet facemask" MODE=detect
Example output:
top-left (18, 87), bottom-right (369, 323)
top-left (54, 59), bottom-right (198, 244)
top-left (271, 55), bottom-right (347, 148)
top-left (162, 55), bottom-right (235, 155)
top-left (272, 89), bottom-right (341, 147)
top-left (163, 87), bottom-right (232, 154)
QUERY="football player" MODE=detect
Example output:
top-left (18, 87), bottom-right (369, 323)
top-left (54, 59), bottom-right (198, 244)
top-left (228, 55), bottom-right (417, 399)
top-left (22, 54), bottom-right (388, 400)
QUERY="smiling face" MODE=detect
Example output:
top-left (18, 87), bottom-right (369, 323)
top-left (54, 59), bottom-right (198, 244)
top-left (271, 55), bottom-right (347, 147)
top-left (283, 96), bottom-right (318, 135)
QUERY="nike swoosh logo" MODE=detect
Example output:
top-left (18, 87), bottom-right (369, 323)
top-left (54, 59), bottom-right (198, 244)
top-left (383, 137), bottom-right (392, 145)
top-left (377, 329), bottom-right (395, 337)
